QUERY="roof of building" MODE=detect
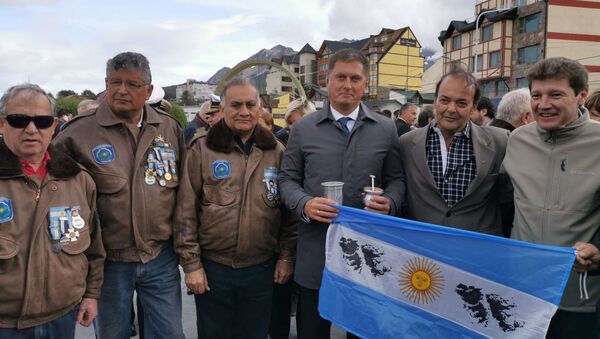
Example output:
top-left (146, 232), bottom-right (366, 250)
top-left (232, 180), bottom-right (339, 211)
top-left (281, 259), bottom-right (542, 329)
top-left (282, 53), bottom-right (300, 65)
top-left (299, 43), bottom-right (317, 54)
top-left (318, 38), bottom-right (370, 56)
top-left (438, 7), bottom-right (518, 44)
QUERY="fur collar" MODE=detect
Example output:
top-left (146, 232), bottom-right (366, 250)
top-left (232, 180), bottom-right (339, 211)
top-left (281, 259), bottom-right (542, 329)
top-left (0, 139), bottom-right (81, 178)
top-left (206, 119), bottom-right (277, 153)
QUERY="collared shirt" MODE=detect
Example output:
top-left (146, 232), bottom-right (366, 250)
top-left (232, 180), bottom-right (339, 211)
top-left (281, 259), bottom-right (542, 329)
top-left (234, 129), bottom-right (256, 156)
top-left (20, 151), bottom-right (51, 181)
top-left (426, 121), bottom-right (476, 207)
top-left (330, 105), bottom-right (359, 132)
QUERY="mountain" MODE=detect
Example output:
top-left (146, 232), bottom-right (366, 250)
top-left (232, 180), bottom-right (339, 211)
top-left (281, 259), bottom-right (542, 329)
top-left (206, 44), bottom-right (296, 84)
top-left (422, 47), bottom-right (437, 70)
top-left (207, 67), bottom-right (231, 85)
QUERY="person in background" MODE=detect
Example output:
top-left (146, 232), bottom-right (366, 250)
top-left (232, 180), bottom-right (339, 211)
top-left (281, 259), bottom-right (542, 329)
top-left (470, 96), bottom-right (495, 126)
top-left (0, 83), bottom-right (105, 338)
top-left (584, 90), bottom-right (600, 122)
top-left (395, 103), bottom-right (417, 136)
top-left (184, 96), bottom-right (219, 144)
top-left (489, 88), bottom-right (533, 132)
top-left (274, 99), bottom-right (316, 146)
top-left (416, 104), bottom-right (434, 128)
top-left (78, 99), bottom-right (100, 115)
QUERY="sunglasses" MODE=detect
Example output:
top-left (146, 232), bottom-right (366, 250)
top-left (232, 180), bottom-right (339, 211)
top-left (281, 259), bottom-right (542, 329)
top-left (5, 114), bottom-right (55, 129)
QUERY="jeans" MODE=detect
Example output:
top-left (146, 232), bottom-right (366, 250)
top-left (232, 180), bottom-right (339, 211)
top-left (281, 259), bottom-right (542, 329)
top-left (95, 247), bottom-right (184, 339)
top-left (194, 258), bottom-right (274, 339)
top-left (0, 305), bottom-right (78, 339)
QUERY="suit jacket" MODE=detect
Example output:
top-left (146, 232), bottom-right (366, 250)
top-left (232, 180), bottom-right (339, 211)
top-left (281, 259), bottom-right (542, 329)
top-left (399, 122), bottom-right (512, 235)
top-left (395, 118), bottom-right (412, 137)
top-left (278, 102), bottom-right (405, 289)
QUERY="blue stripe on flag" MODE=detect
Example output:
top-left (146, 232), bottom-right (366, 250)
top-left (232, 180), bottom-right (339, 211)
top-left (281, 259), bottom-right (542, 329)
top-left (331, 205), bottom-right (574, 306)
top-left (319, 267), bottom-right (485, 339)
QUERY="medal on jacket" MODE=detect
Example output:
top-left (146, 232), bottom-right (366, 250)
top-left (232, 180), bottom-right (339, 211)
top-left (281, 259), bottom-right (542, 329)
top-left (147, 135), bottom-right (177, 186)
top-left (49, 206), bottom-right (68, 252)
top-left (262, 167), bottom-right (280, 207)
top-left (65, 227), bottom-right (80, 242)
top-left (71, 206), bottom-right (85, 229)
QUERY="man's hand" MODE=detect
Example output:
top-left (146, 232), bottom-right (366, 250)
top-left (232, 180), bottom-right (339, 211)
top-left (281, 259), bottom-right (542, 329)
top-left (274, 260), bottom-right (294, 284)
top-left (574, 242), bottom-right (600, 271)
top-left (364, 195), bottom-right (391, 215)
top-left (304, 197), bottom-right (339, 223)
top-left (185, 268), bottom-right (210, 294)
top-left (76, 298), bottom-right (97, 327)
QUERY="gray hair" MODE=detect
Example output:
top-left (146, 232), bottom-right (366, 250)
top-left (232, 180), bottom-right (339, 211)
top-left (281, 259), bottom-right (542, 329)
top-left (284, 98), bottom-right (316, 124)
top-left (219, 78), bottom-right (260, 107)
top-left (106, 52), bottom-right (152, 84)
top-left (77, 99), bottom-right (99, 112)
top-left (0, 83), bottom-right (55, 118)
top-left (496, 88), bottom-right (531, 124)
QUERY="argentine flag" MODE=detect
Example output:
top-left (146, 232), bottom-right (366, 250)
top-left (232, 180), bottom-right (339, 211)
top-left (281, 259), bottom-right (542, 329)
top-left (319, 206), bottom-right (575, 338)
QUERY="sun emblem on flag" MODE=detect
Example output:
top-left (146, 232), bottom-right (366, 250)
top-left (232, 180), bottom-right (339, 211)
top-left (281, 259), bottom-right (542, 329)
top-left (399, 257), bottom-right (444, 304)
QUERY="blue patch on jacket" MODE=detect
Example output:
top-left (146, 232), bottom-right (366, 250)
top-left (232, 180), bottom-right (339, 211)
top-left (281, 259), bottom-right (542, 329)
top-left (212, 160), bottom-right (230, 179)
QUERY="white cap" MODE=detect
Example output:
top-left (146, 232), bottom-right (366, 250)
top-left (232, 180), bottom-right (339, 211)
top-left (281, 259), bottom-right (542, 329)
top-left (146, 87), bottom-right (165, 105)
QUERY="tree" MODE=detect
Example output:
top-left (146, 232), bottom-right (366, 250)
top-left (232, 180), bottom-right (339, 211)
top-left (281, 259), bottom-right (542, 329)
top-left (55, 97), bottom-right (81, 117)
top-left (57, 89), bottom-right (77, 98)
top-left (81, 89), bottom-right (97, 99)
top-left (181, 90), bottom-right (195, 105)
top-left (169, 101), bottom-right (188, 128)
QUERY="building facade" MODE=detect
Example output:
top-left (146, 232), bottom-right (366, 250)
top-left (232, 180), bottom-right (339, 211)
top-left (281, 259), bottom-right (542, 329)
top-left (439, 0), bottom-right (600, 99)
top-left (175, 79), bottom-right (216, 104)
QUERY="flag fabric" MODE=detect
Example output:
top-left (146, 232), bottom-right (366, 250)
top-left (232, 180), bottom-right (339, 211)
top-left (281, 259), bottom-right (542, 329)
top-left (319, 206), bottom-right (575, 339)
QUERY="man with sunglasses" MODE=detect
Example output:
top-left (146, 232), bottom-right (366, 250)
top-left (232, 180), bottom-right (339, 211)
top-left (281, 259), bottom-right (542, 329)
top-left (54, 52), bottom-right (185, 338)
top-left (0, 83), bottom-right (105, 338)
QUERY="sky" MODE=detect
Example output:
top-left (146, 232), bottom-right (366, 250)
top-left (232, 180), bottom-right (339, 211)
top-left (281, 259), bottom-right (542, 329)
top-left (0, 0), bottom-right (477, 95)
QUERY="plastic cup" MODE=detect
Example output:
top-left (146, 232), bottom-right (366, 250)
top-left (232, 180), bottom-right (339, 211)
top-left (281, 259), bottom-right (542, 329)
top-left (321, 181), bottom-right (344, 205)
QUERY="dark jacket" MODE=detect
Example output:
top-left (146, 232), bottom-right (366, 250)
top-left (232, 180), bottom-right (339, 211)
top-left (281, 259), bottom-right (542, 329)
top-left (488, 118), bottom-right (515, 132)
top-left (278, 103), bottom-right (405, 289)
top-left (395, 118), bottom-right (412, 137)
top-left (0, 141), bottom-right (105, 329)
top-left (175, 120), bottom-right (296, 272)
top-left (53, 102), bottom-right (183, 263)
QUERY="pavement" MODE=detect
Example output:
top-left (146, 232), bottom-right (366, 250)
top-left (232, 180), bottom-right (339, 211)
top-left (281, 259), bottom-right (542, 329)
top-left (75, 268), bottom-right (346, 338)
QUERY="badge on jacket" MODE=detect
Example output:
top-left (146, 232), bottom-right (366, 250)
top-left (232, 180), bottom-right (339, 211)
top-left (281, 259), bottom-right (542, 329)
top-left (212, 160), bottom-right (231, 180)
top-left (262, 167), bottom-right (280, 207)
top-left (49, 205), bottom-right (84, 251)
top-left (92, 144), bottom-right (116, 164)
top-left (0, 197), bottom-right (13, 223)
top-left (144, 135), bottom-right (178, 186)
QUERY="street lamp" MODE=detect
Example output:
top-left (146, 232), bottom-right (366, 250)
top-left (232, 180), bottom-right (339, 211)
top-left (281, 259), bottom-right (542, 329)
top-left (473, 7), bottom-right (515, 77)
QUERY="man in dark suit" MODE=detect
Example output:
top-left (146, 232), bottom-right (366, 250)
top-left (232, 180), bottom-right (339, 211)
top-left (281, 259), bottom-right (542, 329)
top-left (278, 48), bottom-right (404, 339)
top-left (395, 103), bottom-right (417, 136)
top-left (399, 66), bottom-right (512, 236)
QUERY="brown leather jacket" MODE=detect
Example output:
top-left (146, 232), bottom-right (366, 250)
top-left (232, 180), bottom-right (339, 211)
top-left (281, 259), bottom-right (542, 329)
top-left (174, 120), bottom-right (296, 272)
top-left (0, 141), bottom-right (105, 329)
top-left (53, 102), bottom-right (183, 262)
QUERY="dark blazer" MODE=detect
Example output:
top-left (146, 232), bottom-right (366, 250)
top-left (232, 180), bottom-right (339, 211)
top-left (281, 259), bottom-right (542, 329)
top-left (399, 122), bottom-right (512, 235)
top-left (488, 118), bottom-right (515, 132)
top-left (278, 103), bottom-right (405, 289)
top-left (395, 118), bottom-right (412, 137)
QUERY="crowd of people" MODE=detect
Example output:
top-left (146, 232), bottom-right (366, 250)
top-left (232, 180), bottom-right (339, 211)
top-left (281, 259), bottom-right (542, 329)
top-left (0, 48), bottom-right (599, 339)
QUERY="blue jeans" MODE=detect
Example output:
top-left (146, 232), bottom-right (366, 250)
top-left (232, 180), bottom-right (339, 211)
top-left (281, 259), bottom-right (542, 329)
top-left (0, 305), bottom-right (78, 339)
top-left (95, 247), bottom-right (184, 339)
top-left (194, 258), bottom-right (274, 339)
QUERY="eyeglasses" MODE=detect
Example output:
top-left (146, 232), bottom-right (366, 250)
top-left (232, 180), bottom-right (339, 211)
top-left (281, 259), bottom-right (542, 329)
top-left (106, 78), bottom-right (147, 90)
top-left (5, 114), bottom-right (55, 129)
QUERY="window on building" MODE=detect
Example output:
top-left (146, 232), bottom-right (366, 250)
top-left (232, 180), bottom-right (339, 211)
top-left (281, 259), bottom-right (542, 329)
top-left (381, 35), bottom-right (387, 42)
top-left (520, 13), bottom-right (540, 33)
top-left (282, 86), bottom-right (292, 92)
top-left (489, 51), bottom-right (501, 68)
top-left (294, 67), bottom-right (299, 73)
top-left (300, 75), bottom-right (305, 83)
top-left (453, 35), bottom-right (461, 50)
top-left (282, 76), bottom-right (292, 83)
top-left (472, 55), bottom-right (484, 72)
top-left (370, 64), bottom-right (377, 71)
top-left (369, 75), bottom-right (377, 82)
top-left (481, 25), bottom-right (493, 42)
top-left (518, 44), bottom-right (540, 64)
top-left (300, 65), bottom-right (305, 74)
top-left (516, 77), bottom-right (528, 88)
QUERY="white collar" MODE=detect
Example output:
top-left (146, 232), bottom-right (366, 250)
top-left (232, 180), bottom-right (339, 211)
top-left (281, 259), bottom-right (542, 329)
top-left (136, 108), bottom-right (145, 128)
top-left (330, 104), bottom-right (360, 121)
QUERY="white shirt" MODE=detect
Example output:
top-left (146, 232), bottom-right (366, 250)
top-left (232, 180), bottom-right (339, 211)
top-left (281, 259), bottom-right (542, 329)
top-left (330, 105), bottom-right (360, 132)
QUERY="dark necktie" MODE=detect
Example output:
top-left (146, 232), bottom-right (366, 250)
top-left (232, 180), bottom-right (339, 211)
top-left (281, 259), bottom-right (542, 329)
top-left (338, 117), bottom-right (352, 136)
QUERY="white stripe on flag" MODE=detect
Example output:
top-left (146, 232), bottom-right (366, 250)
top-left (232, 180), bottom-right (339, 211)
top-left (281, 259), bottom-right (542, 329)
top-left (325, 224), bottom-right (557, 338)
